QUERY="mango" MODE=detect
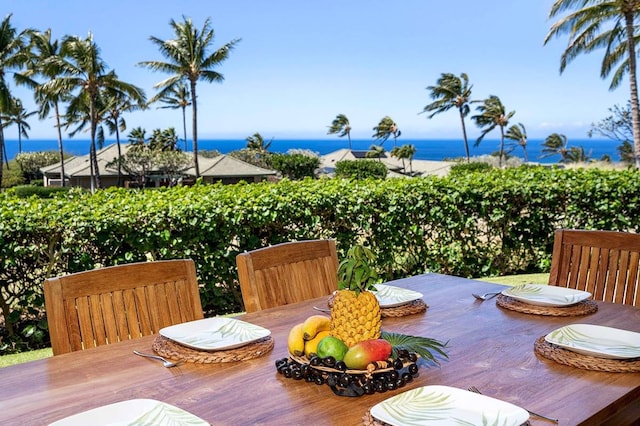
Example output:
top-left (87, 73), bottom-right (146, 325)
top-left (343, 339), bottom-right (392, 370)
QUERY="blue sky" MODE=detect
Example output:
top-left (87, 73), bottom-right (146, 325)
top-left (6, 0), bottom-right (630, 140)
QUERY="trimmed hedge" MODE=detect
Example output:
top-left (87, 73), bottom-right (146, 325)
top-left (2, 166), bottom-right (640, 352)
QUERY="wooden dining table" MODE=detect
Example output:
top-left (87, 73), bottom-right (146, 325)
top-left (1, 273), bottom-right (639, 426)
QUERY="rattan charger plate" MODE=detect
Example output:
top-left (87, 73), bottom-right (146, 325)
top-left (327, 296), bottom-right (428, 317)
top-left (152, 335), bottom-right (274, 363)
top-left (534, 336), bottom-right (640, 373)
top-left (496, 294), bottom-right (598, 316)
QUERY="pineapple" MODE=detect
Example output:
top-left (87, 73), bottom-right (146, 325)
top-left (330, 244), bottom-right (382, 347)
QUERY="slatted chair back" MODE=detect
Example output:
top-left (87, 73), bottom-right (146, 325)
top-left (44, 259), bottom-right (204, 355)
top-left (236, 239), bottom-right (339, 313)
top-left (548, 229), bottom-right (640, 307)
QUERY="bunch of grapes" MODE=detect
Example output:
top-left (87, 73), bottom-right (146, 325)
top-left (274, 349), bottom-right (419, 397)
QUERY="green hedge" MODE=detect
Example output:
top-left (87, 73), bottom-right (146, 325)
top-left (2, 166), bottom-right (639, 353)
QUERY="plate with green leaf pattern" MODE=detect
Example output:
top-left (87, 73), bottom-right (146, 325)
top-left (373, 284), bottom-right (424, 308)
top-left (48, 399), bottom-right (209, 425)
top-left (501, 284), bottom-right (591, 307)
top-left (370, 385), bottom-right (529, 426)
top-left (545, 324), bottom-right (640, 359)
top-left (160, 317), bottom-right (270, 351)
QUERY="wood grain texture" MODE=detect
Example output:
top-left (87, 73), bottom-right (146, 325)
top-left (549, 229), bottom-right (640, 307)
top-left (43, 259), bottom-right (204, 355)
top-left (236, 239), bottom-right (339, 312)
top-left (7, 274), bottom-right (639, 425)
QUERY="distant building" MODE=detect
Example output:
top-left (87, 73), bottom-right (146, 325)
top-left (320, 149), bottom-right (454, 177)
top-left (40, 143), bottom-right (276, 188)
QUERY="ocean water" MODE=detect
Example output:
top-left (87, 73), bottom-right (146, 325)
top-left (3, 137), bottom-right (623, 164)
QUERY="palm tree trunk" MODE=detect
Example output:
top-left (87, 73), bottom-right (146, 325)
top-left (115, 125), bottom-right (122, 187)
top-left (458, 109), bottom-right (470, 163)
top-left (499, 126), bottom-right (505, 168)
top-left (0, 117), bottom-right (4, 185)
top-left (17, 129), bottom-right (22, 153)
top-left (89, 100), bottom-right (102, 189)
top-left (190, 79), bottom-right (199, 178)
top-left (347, 132), bottom-right (352, 150)
top-left (181, 105), bottom-right (188, 152)
top-left (54, 103), bottom-right (66, 187)
top-left (624, 12), bottom-right (640, 168)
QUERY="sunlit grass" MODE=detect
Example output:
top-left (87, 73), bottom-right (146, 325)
top-left (0, 347), bottom-right (52, 368)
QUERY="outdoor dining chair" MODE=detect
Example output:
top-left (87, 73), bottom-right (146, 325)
top-left (236, 239), bottom-right (339, 313)
top-left (44, 259), bottom-right (204, 355)
top-left (548, 229), bottom-right (640, 307)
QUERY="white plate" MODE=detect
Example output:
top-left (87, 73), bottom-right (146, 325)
top-left (160, 317), bottom-right (270, 351)
top-left (49, 399), bottom-right (209, 425)
top-left (501, 284), bottom-right (591, 307)
top-left (370, 385), bottom-right (529, 426)
top-left (373, 284), bottom-right (423, 308)
top-left (545, 324), bottom-right (640, 359)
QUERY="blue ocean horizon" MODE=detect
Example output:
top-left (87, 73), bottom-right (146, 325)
top-left (3, 137), bottom-right (624, 164)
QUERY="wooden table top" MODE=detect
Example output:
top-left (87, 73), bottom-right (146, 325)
top-left (1, 273), bottom-right (639, 426)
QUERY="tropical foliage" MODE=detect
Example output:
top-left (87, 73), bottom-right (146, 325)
top-left (150, 81), bottom-right (191, 151)
top-left (327, 114), bottom-right (352, 149)
top-left (268, 152), bottom-right (319, 180)
top-left (505, 122), bottom-right (529, 162)
top-left (422, 72), bottom-right (473, 162)
top-left (139, 16), bottom-right (241, 178)
top-left (334, 159), bottom-right (387, 179)
top-left (372, 116), bottom-right (401, 147)
top-left (545, 0), bottom-right (640, 167)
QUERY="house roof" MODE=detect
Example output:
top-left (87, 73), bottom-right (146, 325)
top-left (320, 148), bottom-right (455, 177)
top-left (41, 143), bottom-right (276, 178)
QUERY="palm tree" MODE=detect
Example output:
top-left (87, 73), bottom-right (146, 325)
top-left (138, 16), bottom-right (241, 178)
top-left (0, 14), bottom-right (29, 184)
top-left (366, 144), bottom-right (385, 161)
top-left (43, 33), bottom-right (146, 190)
top-left (422, 72), bottom-right (473, 162)
top-left (391, 144), bottom-right (417, 175)
top-left (545, 0), bottom-right (640, 168)
top-left (16, 29), bottom-right (69, 186)
top-left (1, 97), bottom-right (35, 154)
top-left (150, 81), bottom-right (191, 151)
top-left (505, 122), bottom-right (529, 162)
top-left (373, 116), bottom-right (401, 147)
top-left (541, 133), bottom-right (570, 161)
top-left (327, 114), bottom-right (352, 149)
top-left (471, 95), bottom-right (515, 167)
top-left (246, 132), bottom-right (272, 154)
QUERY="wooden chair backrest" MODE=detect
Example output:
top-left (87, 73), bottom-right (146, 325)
top-left (236, 239), bottom-right (339, 313)
top-left (44, 259), bottom-right (204, 355)
top-left (548, 229), bottom-right (640, 307)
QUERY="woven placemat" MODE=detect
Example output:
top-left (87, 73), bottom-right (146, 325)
top-left (327, 296), bottom-right (428, 317)
top-left (152, 335), bottom-right (274, 363)
top-left (496, 294), bottom-right (598, 316)
top-left (534, 336), bottom-right (640, 373)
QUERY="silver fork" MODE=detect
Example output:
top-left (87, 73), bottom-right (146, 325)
top-left (133, 350), bottom-right (182, 368)
top-left (472, 291), bottom-right (501, 301)
top-left (468, 386), bottom-right (558, 423)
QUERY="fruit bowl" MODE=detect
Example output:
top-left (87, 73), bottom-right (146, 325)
top-left (275, 350), bottom-right (421, 397)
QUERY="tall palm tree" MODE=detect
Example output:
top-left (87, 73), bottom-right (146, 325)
top-left (44, 33), bottom-right (146, 191)
top-left (545, 0), bottom-right (640, 168)
top-left (422, 72), bottom-right (473, 162)
top-left (246, 132), bottom-right (272, 154)
top-left (150, 81), bottom-right (191, 151)
top-left (471, 95), bottom-right (515, 167)
top-left (505, 122), bottom-right (528, 162)
top-left (390, 144), bottom-right (416, 175)
top-left (1, 97), bottom-right (35, 154)
top-left (366, 144), bottom-right (385, 161)
top-left (541, 132), bottom-right (570, 161)
top-left (0, 14), bottom-right (29, 184)
top-left (16, 29), bottom-right (69, 186)
top-left (327, 114), bottom-right (352, 149)
top-left (373, 116), bottom-right (401, 148)
top-left (138, 16), bottom-right (241, 178)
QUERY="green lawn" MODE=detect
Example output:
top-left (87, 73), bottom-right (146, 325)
top-left (0, 273), bottom-right (550, 368)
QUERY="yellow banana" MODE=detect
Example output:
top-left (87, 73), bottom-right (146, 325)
top-left (287, 323), bottom-right (305, 356)
top-left (304, 330), bottom-right (330, 357)
top-left (302, 315), bottom-right (331, 340)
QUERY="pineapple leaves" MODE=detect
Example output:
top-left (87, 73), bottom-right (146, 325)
top-left (381, 330), bottom-right (449, 365)
top-left (337, 244), bottom-right (379, 293)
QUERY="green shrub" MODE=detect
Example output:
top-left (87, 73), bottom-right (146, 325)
top-left (2, 167), bottom-right (640, 353)
top-left (268, 153), bottom-right (320, 179)
top-left (449, 161), bottom-right (493, 176)
top-left (334, 160), bottom-right (388, 179)
top-left (10, 185), bottom-right (71, 198)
